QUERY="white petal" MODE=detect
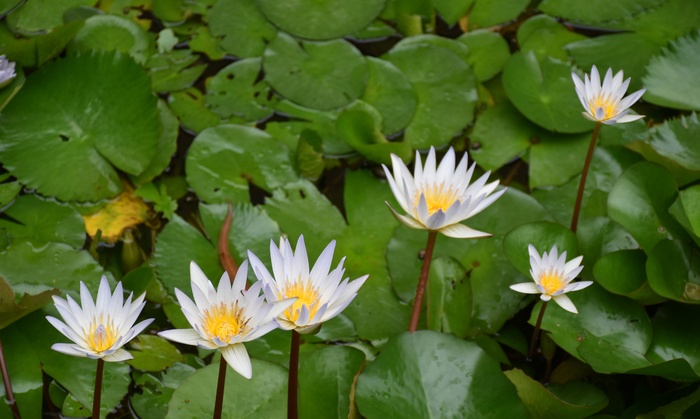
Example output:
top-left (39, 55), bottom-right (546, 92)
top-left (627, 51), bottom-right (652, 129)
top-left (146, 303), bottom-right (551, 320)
top-left (51, 343), bottom-right (91, 358)
top-left (564, 281), bottom-right (593, 292)
top-left (438, 223), bottom-right (491, 239)
top-left (158, 328), bottom-right (203, 346)
top-left (221, 344), bottom-right (252, 379)
top-left (103, 348), bottom-right (133, 362)
top-left (386, 203), bottom-right (426, 230)
top-left (310, 240), bottom-right (336, 286)
top-left (614, 114), bottom-right (645, 124)
top-left (552, 294), bottom-right (578, 314)
top-left (509, 282), bottom-right (541, 294)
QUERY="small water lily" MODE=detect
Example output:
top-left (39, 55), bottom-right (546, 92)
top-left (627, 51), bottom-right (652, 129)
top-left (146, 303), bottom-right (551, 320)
top-left (572, 65), bottom-right (646, 124)
top-left (382, 147), bottom-right (505, 238)
top-left (248, 235), bottom-right (368, 334)
top-left (510, 244), bottom-right (592, 314)
top-left (0, 55), bottom-right (16, 88)
top-left (46, 277), bottom-right (154, 362)
top-left (159, 260), bottom-right (294, 379)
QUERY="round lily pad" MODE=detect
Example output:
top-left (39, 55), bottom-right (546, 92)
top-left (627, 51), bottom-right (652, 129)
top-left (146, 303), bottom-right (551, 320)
top-left (263, 33), bottom-right (368, 110)
top-left (185, 124), bottom-right (298, 204)
top-left (204, 58), bottom-right (275, 122)
top-left (360, 57), bottom-right (417, 135)
top-left (648, 113), bottom-right (700, 171)
top-left (386, 40), bottom-right (477, 148)
top-left (5, 0), bottom-right (95, 35)
top-left (457, 29), bottom-right (510, 81)
top-left (209, 0), bottom-right (277, 58)
top-left (538, 0), bottom-right (664, 24)
top-left (67, 14), bottom-right (150, 64)
top-left (0, 52), bottom-right (160, 202)
top-left (503, 52), bottom-right (593, 133)
top-left (256, 0), bottom-right (386, 40)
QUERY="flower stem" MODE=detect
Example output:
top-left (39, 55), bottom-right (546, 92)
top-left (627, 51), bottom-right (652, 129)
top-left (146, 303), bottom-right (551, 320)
top-left (571, 122), bottom-right (602, 233)
top-left (528, 301), bottom-right (548, 358)
top-left (92, 358), bottom-right (104, 419)
top-left (0, 338), bottom-right (21, 419)
top-left (288, 330), bottom-right (301, 419)
top-left (409, 231), bottom-right (438, 333)
top-left (213, 357), bottom-right (227, 419)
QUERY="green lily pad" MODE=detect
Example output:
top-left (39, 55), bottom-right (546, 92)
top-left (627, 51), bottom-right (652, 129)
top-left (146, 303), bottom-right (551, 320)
top-left (576, 217), bottom-right (640, 278)
top-left (645, 303), bottom-right (700, 378)
top-left (0, 20), bottom-right (85, 67)
top-left (468, 0), bottom-right (529, 29)
top-left (130, 100), bottom-right (179, 186)
top-left (168, 359), bottom-right (287, 418)
top-left (608, 162), bottom-right (683, 251)
top-left (566, 33), bottom-right (664, 92)
top-left (537, 285), bottom-right (653, 373)
top-left (457, 29), bottom-right (510, 81)
top-left (209, 0), bottom-right (277, 58)
top-left (503, 221), bottom-right (579, 277)
top-left (154, 202), bottom-right (281, 296)
top-left (677, 186), bottom-right (700, 238)
top-left (131, 363), bottom-right (197, 419)
top-left (5, 0), bottom-right (95, 35)
top-left (338, 170), bottom-right (409, 340)
top-left (0, 194), bottom-right (85, 248)
top-left (505, 368), bottom-right (608, 418)
top-left (644, 31), bottom-right (700, 111)
top-left (593, 250), bottom-right (661, 304)
top-left (427, 257), bottom-right (472, 338)
top-left (386, 39), bottom-right (477, 148)
top-left (469, 101), bottom-right (534, 170)
top-left (648, 113), bottom-right (700, 171)
top-left (335, 108), bottom-right (412, 165)
top-left (538, 0), bottom-right (664, 24)
top-left (299, 346), bottom-right (365, 419)
top-left (356, 331), bottom-right (527, 418)
top-left (263, 33), bottom-right (368, 111)
top-left (0, 52), bottom-right (159, 202)
top-left (264, 180), bottom-right (347, 259)
top-left (360, 57), bottom-right (417, 135)
top-left (503, 52), bottom-right (593, 133)
top-left (256, 0), bottom-right (386, 40)
top-left (167, 88), bottom-right (222, 134)
top-left (204, 58), bottom-right (275, 122)
top-left (67, 14), bottom-right (150, 64)
top-left (128, 335), bottom-right (184, 373)
top-left (0, 0), bottom-right (21, 17)
top-left (529, 131), bottom-right (589, 188)
top-left (0, 276), bottom-right (58, 329)
top-left (152, 0), bottom-right (188, 22)
top-left (647, 239), bottom-right (700, 303)
top-left (185, 124), bottom-right (298, 204)
top-left (433, 0), bottom-right (472, 25)
top-left (517, 15), bottom-right (587, 62)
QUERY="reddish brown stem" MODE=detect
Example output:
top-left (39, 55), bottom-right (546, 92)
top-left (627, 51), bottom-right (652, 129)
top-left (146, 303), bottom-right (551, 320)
top-left (288, 331), bottom-right (300, 419)
top-left (213, 357), bottom-right (227, 419)
top-left (528, 301), bottom-right (548, 358)
top-left (408, 231), bottom-right (438, 333)
top-left (92, 358), bottom-right (104, 419)
top-left (0, 338), bottom-right (21, 419)
top-left (571, 123), bottom-right (602, 233)
top-left (218, 203), bottom-right (240, 284)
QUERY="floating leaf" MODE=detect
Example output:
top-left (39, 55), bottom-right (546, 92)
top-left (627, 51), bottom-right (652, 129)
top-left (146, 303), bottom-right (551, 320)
top-left (648, 113), bottom-right (700, 171)
top-left (647, 239), bottom-right (700, 303)
top-left (361, 57), bottom-right (417, 135)
top-left (5, 0), bottom-right (95, 35)
top-left (263, 33), bottom-right (368, 111)
top-left (185, 124), bottom-right (299, 204)
top-left (131, 100), bottom-right (179, 186)
top-left (256, 0), bottom-right (386, 40)
top-left (538, 0), bottom-right (664, 24)
top-left (335, 108), bottom-right (412, 165)
top-left (468, 0), bottom-right (529, 29)
top-left (433, 0), bottom-right (472, 25)
top-left (593, 250), bottom-right (661, 304)
top-left (645, 304), bottom-right (700, 378)
top-left (127, 335), bottom-right (184, 372)
top-left (167, 88), bottom-right (222, 134)
top-left (470, 101), bottom-right (534, 170)
top-left (0, 276), bottom-right (58, 329)
top-left (644, 31), bottom-right (700, 111)
top-left (503, 52), bottom-right (593, 133)
top-left (356, 331), bottom-right (527, 418)
top-left (457, 29), bottom-right (510, 81)
top-left (529, 131), bottom-right (589, 188)
top-left (168, 359), bottom-right (287, 417)
top-left (0, 52), bottom-right (159, 201)
top-left (387, 39), bottom-right (477, 148)
top-left (209, 0), bottom-right (277, 58)
top-left (517, 15), bottom-right (587, 62)
top-left (0, 20), bottom-right (84, 67)
top-left (299, 346), bottom-right (365, 419)
top-left (67, 14), bottom-right (150, 64)
top-left (427, 257), bottom-right (472, 338)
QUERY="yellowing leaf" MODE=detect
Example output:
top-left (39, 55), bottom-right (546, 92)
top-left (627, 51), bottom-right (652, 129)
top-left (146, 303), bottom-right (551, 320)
top-left (84, 186), bottom-right (151, 242)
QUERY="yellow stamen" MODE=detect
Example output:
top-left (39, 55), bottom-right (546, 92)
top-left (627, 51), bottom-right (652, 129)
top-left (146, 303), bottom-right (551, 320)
top-left (539, 270), bottom-right (564, 295)
top-left (413, 183), bottom-right (459, 215)
top-left (85, 316), bottom-right (118, 352)
top-left (202, 303), bottom-right (245, 344)
top-left (283, 280), bottom-right (320, 323)
top-left (589, 95), bottom-right (618, 120)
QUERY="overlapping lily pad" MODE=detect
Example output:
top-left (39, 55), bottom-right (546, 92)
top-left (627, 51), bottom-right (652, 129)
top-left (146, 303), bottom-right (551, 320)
top-left (644, 31), bottom-right (700, 111)
top-left (209, 0), bottom-right (277, 58)
top-left (0, 52), bottom-right (160, 202)
top-left (67, 14), bottom-right (150, 64)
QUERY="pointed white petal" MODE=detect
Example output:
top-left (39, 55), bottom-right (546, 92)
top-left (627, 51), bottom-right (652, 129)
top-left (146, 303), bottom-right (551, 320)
top-left (564, 281), bottom-right (593, 292)
top-left (158, 329), bottom-right (203, 346)
top-left (552, 294), bottom-right (578, 314)
top-left (221, 344), bottom-right (252, 379)
top-left (386, 203), bottom-right (426, 230)
top-left (438, 223), bottom-right (491, 239)
top-left (509, 283), bottom-right (541, 294)
top-left (103, 348), bottom-right (133, 362)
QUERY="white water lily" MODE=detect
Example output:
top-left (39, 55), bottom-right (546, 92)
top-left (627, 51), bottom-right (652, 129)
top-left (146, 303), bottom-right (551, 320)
top-left (510, 244), bottom-right (592, 314)
top-left (382, 147), bottom-right (505, 238)
top-left (158, 260), bottom-right (294, 379)
top-left (46, 276), bottom-right (154, 362)
top-left (248, 235), bottom-right (368, 334)
top-left (572, 65), bottom-right (646, 124)
top-left (0, 55), bottom-right (16, 88)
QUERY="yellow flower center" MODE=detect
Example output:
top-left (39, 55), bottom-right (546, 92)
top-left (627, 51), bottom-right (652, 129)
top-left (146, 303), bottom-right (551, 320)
top-left (589, 95), bottom-right (618, 120)
top-left (413, 183), bottom-right (460, 216)
top-left (283, 280), bottom-right (320, 323)
top-left (202, 303), bottom-right (245, 344)
top-left (539, 270), bottom-right (565, 296)
top-left (85, 317), bottom-right (118, 353)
